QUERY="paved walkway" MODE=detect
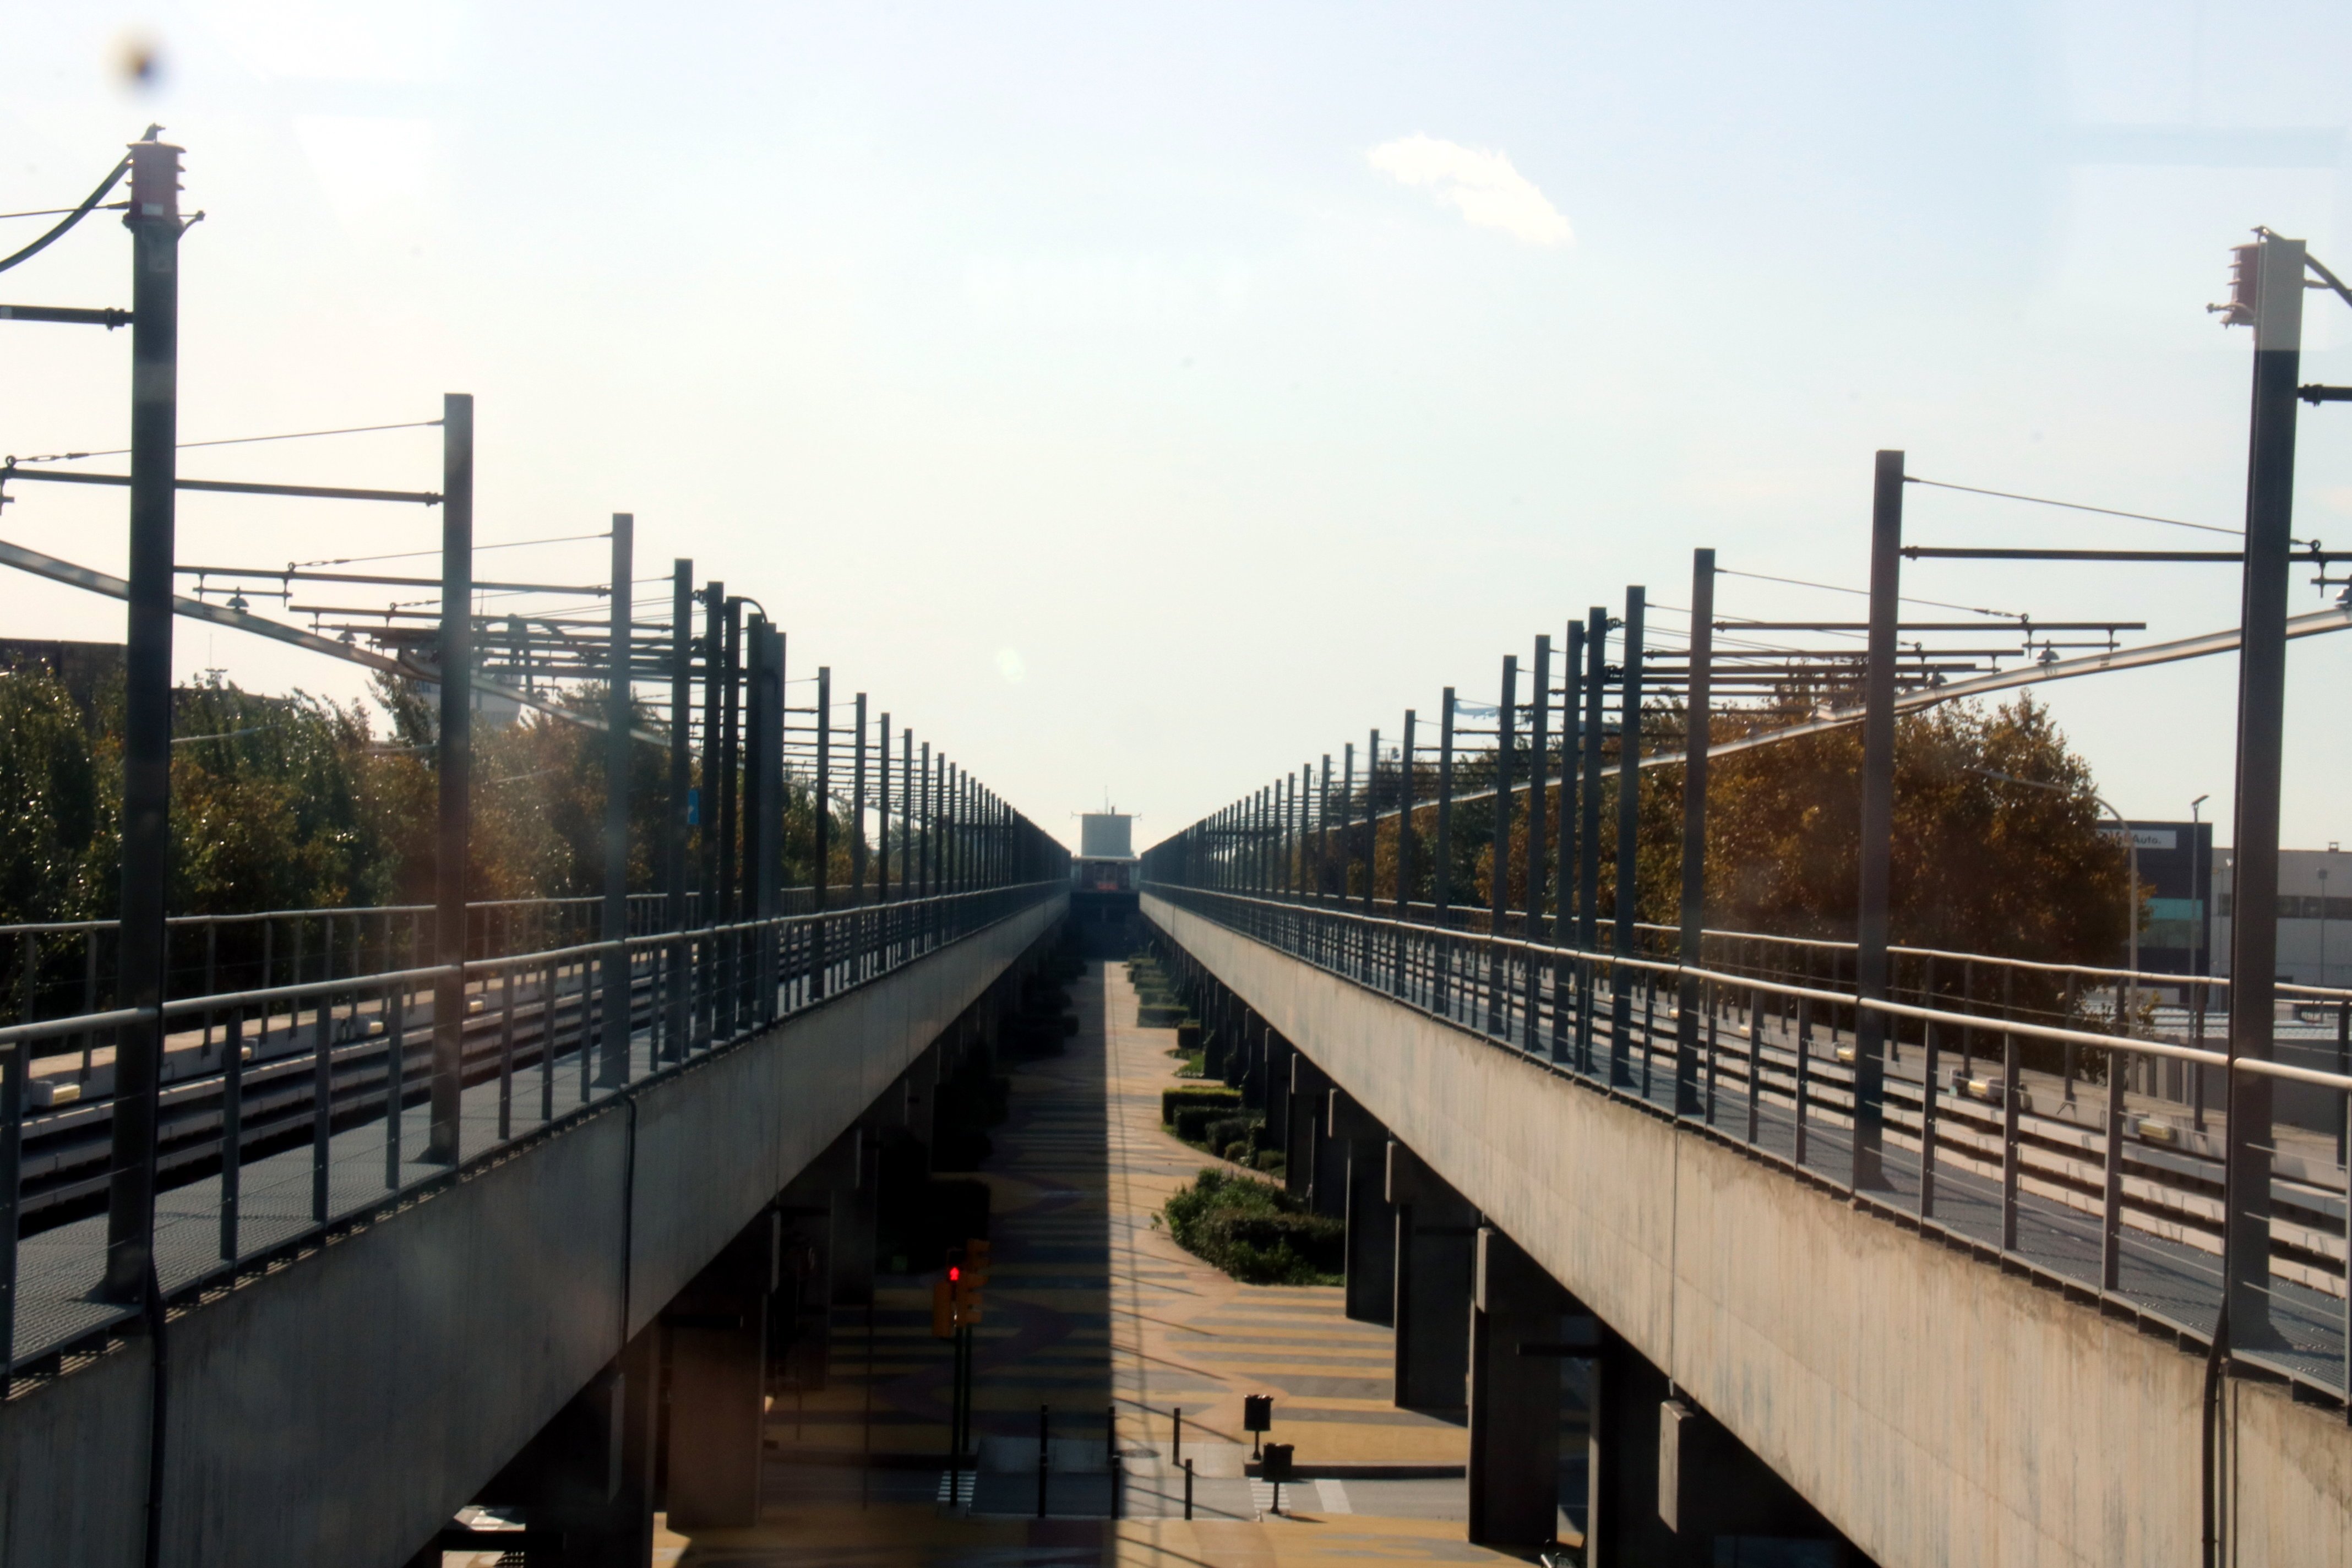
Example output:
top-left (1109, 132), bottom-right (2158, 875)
top-left (655, 960), bottom-right (1521, 1566)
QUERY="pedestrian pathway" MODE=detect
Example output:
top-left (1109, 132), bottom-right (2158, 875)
top-left (661, 959), bottom-right (1525, 1566)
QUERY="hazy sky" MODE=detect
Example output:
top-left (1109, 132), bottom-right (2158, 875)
top-left (4, 2), bottom-right (2350, 852)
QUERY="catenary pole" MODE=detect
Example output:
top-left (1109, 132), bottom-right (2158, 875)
top-left (427, 394), bottom-right (476, 1155)
top-left (2223, 231), bottom-right (2306, 1341)
top-left (1852, 464), bottom-right (1901, 1185)
top-left (104, 133), bottom-right (186, 1298)
top-left (1675, 550), bottom-right (1717, 1118)
top-left (599, 513), bottom-right (634, 1086)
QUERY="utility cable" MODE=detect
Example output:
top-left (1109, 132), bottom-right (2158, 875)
top-left (12, 417), bottom-right (444, 465)
top-left (288, 532), bottom-right (608, 570)
top-left (1718, 566), bottom-right (2019, 620)
top-left (0, 204), bottom-right (125, 221)
top-left (1905, 475), bottom-right (2246, 541)
top-left (0, 140), bottom-right (137, 275)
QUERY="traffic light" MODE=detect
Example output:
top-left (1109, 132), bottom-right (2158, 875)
top-left (958, 1238), bottom-right (990, 1322)
top-left (933, 1245), bottom-right (988, 1336)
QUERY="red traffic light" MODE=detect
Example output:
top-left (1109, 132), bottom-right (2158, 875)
top-left (949, 1265), bottom-right (961, 1281)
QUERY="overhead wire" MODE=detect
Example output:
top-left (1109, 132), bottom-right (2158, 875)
top-left (13, 417), bottom-right (444, 465)
top-left (1905, 475), bottom-right (2243, 539)
top-left (1717, 566), bottom-right (2020, 620)
top-left (0, 143), bottom-right (134, 275)
top-left (288, 532), bottom-right (609, 570)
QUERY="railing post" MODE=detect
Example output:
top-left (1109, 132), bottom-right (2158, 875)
top-left (219, 1008), bottom-right (243, 1261)
top-left (2000, 968), bottom-right (2020, 1250)
top-left (542, 959), bottom-right (560, 1120)
top-left (2100, 1042), bottom-right (2127, 1289)
top-left (1794, 987), bottom-right (1812, 1167)
top-left (1920, 955), bottom-right (1939, 1220)
top-left (2, 1039), bottom-right (23, 1392)
top-left (384, 985), bottom-right (406, 1189)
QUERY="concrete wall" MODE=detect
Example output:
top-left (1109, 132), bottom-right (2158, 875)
top-left (0, 895), bottom-right (1062, 1568)
top-left (1147, 892), bottom-right (2352, 1568)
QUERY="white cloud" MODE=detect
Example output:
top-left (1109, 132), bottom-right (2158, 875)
top-left (1366, 134), bottom-right (1573, 248)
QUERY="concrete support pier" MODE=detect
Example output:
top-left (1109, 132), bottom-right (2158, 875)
top-left (830, 1130), bottom-right (879, 1310)
top-left (1387, 1140), bottom-right (1474, 1413)
top-left (665, 1210), bottom-right (778, 1531)
top-left (1334, 1090), bottom-right (1395, 1325)
top-left (451, 1326), bottom-right (660, 1566)
top-left (1286, 1053), bottom-right (1333, 1209)
top-left (1467, 1227), bottom-right (1571, 1549)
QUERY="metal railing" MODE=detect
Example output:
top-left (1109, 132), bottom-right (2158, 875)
top-left (0, 879), bottom-right (1065, 1388)
top-left (1313, 895), bottom-right (2350, 1155)
top-left (0, 886), bottom-right (887, 1038)
top-left (1148, 883), bottom-right (2352, 1407)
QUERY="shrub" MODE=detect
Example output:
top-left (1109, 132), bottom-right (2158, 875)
top-left (1174, 1104), bottom-right (1229, 1142)
top-left (1204, 1114), bottom-right (1258, 1154)
top-left (1161, 1086), bottom-right (1239, 1125)
top-left (1163, 1168), bottom-right (1343, 1285)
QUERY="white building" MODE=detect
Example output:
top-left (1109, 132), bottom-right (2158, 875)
top-left (2209, 844), bottom-right (2352, 988)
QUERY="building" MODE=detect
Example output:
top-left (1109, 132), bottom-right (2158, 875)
top-left (2211, 843), bottom-right (2352, 988)
top-left (1070, 810), bottom-right (1140, 956)
top-left (0, 638), bottom-right (125, 714)
top-left (2100, 820), bottom-right (2215, 982)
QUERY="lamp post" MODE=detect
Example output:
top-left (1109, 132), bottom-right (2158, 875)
top-left (2318, 863), bottom-right (2331, 988)
top-left (2191, 794), bottom-right (2211, 1128)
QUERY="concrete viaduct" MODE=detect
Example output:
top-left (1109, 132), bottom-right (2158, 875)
top-left (1145, 891), bottom-right (2352, 1568)
top-left (0, 894), bottom-right (1064, 1567)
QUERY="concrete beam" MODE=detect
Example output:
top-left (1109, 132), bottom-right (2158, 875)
top-left (1146, 891), bottom-right (2352, 1568)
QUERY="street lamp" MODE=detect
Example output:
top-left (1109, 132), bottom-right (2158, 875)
top-left (2190, 794), bottom-right (2211, 1129)
top-left (2320, 864), bottom-right (2331, 989)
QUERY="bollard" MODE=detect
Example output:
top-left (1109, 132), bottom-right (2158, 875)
top-left (1184, 1457), bottom-right (1194, 1521)
top-left (1172, 1406), bottom-right (1182, 1464)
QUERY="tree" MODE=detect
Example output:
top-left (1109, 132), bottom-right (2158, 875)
top-left (1338, 692), bottom-right (2130, 971)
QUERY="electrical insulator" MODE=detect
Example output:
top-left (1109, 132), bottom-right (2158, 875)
top-left (127, 135), bottom-right (184, 223)
top-left (2214, 241), bottom-right (2261, 328)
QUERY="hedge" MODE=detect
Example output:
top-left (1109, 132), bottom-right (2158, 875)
top-left (1161, 1086), bottom-right (1240, 1124)
top-left (1162, 1168), bottom-right (1343, 1284)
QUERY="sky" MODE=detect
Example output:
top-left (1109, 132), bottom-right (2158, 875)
top-left (3, 1), bottom-right (2350, 854)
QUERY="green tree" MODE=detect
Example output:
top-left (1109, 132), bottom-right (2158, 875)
top-left (0, 666), bottom-right (105, 925)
